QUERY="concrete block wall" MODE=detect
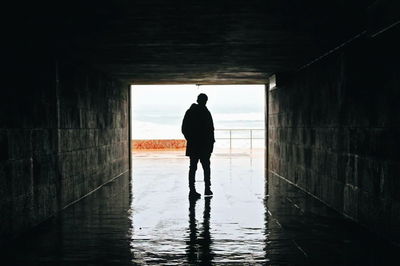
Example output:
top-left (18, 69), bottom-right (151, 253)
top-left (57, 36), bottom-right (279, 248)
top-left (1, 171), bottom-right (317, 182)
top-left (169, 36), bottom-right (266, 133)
top-left (57, 63), bottom-right (129, 207)
top-left (268, 28), bottom-right (400, 241)
top-left (0, 60), bottom-right (129, 243)
top-left (0, 60), bottom-right (59, 243)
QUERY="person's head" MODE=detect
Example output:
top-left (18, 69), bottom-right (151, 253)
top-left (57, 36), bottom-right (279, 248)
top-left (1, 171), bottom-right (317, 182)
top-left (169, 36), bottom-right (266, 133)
top-left (197, 93), bottom-right (208, 106)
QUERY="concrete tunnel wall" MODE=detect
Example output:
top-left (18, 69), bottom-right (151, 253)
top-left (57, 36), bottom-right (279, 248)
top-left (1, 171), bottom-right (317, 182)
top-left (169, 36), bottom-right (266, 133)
top-left (0, 60), bottom-right (130, 243)
top-left (268, 28), bottom-right (400, 241)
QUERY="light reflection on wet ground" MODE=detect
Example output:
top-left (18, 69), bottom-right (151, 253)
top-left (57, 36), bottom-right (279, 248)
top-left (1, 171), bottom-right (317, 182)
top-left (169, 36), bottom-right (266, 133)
top-left (130, 149), bottom-right (266, 264)
top-left (2, 149), bottom-right (399, 265)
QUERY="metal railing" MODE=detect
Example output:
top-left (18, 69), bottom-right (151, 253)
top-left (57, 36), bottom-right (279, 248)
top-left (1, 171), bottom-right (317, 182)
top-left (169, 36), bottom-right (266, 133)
top-left (215, 129), bottom-right (265, 149)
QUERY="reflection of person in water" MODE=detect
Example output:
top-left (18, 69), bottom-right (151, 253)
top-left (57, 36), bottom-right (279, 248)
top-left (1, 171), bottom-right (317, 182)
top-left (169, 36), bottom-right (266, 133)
top-left (186, 198), bottom-right (199, 264)
top-left (182, 93), bottom-right (215, 198)
top-left (199, 197), bottom-right (213, 264)
top-left (186, 197), bottom-right (214, 265)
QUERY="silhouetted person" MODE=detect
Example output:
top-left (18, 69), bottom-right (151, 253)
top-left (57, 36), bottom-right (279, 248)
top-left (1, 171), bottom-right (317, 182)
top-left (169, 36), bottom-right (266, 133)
top-left (182, 93), bottom-right (215, 198)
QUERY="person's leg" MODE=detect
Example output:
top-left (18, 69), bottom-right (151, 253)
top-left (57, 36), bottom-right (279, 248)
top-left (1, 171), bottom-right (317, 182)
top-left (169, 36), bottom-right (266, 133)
top-left (189, 157), bottom-right (201, 197)
top-left (200, 155), bottom-right (212, 195)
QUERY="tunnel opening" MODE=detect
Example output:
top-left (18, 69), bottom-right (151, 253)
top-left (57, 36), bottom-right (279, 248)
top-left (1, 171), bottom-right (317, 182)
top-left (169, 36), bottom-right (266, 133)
top-left (129, 83), bottom-right (267, 195)
top-left (130, 84), bottom-right (266, 153)
top-left (129, 83), bottom-right (268, 262)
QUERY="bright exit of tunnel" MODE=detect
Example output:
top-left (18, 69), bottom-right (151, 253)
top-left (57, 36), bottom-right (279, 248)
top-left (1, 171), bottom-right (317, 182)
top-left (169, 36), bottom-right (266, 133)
top-left (130, 84), bottom-right (266, 151)
top-left (129, 84), bottom-right (268, 262)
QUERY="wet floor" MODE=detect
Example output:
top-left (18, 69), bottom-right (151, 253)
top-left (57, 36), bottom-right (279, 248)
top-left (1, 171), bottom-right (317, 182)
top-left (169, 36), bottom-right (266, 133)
top-left (2, 149), bottom-right (399, 265)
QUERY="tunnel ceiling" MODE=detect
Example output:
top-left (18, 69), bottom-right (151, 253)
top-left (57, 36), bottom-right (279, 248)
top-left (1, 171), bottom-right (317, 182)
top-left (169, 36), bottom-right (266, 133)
top-left (17, 0), bottom-right (373, 84)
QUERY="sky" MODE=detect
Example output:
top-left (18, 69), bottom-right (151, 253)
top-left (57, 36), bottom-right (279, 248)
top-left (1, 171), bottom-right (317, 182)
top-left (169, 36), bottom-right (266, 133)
top-left (132, 84), bottom-right (265, 113)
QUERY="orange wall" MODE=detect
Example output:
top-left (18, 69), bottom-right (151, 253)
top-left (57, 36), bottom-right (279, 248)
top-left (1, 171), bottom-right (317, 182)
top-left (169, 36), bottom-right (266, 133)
top-left (132, 139), bottom-right (186, 150)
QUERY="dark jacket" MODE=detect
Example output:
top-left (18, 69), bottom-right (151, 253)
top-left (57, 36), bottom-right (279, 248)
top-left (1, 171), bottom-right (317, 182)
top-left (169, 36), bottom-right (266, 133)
top-left (182, 103), bottom-right (215, 157)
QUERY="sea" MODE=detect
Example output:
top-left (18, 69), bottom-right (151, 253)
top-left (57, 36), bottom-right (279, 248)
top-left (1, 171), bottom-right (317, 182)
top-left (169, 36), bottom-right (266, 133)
top-left (132, 106), bottom-right (265, 149)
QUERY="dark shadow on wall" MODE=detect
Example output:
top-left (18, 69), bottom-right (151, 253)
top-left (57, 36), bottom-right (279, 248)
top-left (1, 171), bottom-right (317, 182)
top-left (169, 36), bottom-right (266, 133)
top-left (0, 56), bottom-right (130, 244)
top-left (268, 25), bottom-right (400, 242)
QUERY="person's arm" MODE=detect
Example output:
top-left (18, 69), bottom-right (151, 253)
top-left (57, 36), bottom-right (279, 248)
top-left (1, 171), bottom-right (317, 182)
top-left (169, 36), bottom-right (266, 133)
top-left (182, 110), bottom-right (190, 140)
top-left (208, 111), bottom-right (215, 143)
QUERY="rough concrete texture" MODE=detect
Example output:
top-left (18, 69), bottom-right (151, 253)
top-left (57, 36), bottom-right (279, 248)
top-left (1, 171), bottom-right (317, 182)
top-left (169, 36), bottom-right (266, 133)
top-left (268, 28), bottom-right (400, 241)
top-left (57, 63), bottom-right (129, 207)
top-left (7, 0), bottom-right (375, 85)
top-left (0, 60), bottom-right (129, 243)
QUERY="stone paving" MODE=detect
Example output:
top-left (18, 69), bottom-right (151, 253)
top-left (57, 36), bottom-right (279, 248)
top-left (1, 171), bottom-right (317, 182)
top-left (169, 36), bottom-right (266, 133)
top-left (2, 149), bottom-right (399, 265)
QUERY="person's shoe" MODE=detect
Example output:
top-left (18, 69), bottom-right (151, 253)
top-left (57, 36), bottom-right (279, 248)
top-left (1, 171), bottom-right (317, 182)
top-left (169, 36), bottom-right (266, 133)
top-left (204, 189), bottom-right (213, 196)
top-left (189, 190), bottom-right (201, 199)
